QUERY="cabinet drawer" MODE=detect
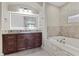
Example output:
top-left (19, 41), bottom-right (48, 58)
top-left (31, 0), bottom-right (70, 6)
top-left (34, 33), bottom-right (42, 37)
top-left (3, 35), bottom-right (16, 39)
top-left (16, 34), bottom-right (25, 39)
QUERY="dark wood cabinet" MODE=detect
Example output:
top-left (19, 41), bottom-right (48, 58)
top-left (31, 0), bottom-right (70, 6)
top-left (34, 33), bottom-right (42, 48)
top-left (3, 35), bottom-right (17, 54)
top-left (3, 32), bottom-right (42, 55)
top-left (24, 33), bottom-right (35, 49)
top-left (16, 34), bottom-right (26, 51)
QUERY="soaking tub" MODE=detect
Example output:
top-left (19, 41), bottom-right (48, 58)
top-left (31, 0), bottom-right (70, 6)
top-left (47, 36), bottom-right (79, 56)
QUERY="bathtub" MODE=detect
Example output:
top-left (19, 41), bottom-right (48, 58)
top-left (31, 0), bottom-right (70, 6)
top-left (48, 36), bottom-right (79, 56)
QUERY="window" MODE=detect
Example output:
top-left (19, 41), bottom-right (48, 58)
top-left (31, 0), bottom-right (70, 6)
top-left (18, 8), bottom-right (34, 15)
top-left (68, 14), bottom-right (79, 23)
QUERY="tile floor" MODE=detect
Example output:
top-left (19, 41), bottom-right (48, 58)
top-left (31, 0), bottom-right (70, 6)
top-left (6, 48), bottom-right (52, 56)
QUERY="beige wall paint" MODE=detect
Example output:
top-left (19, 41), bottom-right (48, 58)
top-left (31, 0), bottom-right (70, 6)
top-left (60, 2), bottom-right (79, 26)
top-left (60, 2), bottom-right (79, 38)
top-left (46, 4), bottom-right (60, 27)
top-left (46, 3), bottom-right (60, 37)
top-left (47, 2), bottom-right (79, 38)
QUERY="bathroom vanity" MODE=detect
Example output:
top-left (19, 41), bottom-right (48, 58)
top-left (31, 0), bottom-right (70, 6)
top-left (2, 6), bottom-right (43, 55)
top-left (2, 32), bottom-right (42, 55)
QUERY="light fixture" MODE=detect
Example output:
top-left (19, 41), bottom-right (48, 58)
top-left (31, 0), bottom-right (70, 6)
top-left (18, 8), bottom-right (33, 15)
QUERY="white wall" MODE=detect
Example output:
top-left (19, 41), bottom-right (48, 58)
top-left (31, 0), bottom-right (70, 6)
top-left (46, 3), bottom-right (60, 36)
top-left (1, 2), bottom-right (10, 30)
top-left (0, 2), bottom-right (3, 56)
top-left (0, 2), bottom-right (9, 55)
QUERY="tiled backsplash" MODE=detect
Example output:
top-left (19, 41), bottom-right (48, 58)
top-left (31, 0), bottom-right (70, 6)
top-left (47, 25), bottom-right (79, 39)
top-left (60, 25), bottom-right (79, 39)
top-left (47, 26), bottom-right (60, 37)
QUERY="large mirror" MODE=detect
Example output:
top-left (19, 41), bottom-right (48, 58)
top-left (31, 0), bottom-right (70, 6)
top-left (9, 11), bottom-right (39, 30)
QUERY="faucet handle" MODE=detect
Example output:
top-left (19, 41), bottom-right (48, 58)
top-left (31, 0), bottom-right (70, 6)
top-left (63, 38), bottom-right (65, 40)
top-left (60, 40), bottom-right (62, 43)
top-left (62, 41), bottom-right (65, 44)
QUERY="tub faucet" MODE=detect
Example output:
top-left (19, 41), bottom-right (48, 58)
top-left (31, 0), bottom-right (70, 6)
top-left (59, 38), bottom-right (65, 43)
top-left (62, 38), bottom-right (65, 41)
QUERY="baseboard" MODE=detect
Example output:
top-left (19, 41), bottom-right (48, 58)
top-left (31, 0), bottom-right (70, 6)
top-left (0, 53), bottom-right (4, 56)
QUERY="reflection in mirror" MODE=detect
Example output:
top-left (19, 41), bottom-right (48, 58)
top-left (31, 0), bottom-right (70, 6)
top-left (24, 15), bottom-right (38, 30)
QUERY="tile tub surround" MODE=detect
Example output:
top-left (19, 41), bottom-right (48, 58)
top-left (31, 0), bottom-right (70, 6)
top-left (60, 25), bottom-right (79, 39)
top-left (47, 25), bottom-right (79, 39)
top-left (47, 26), bottom-right (61, 37)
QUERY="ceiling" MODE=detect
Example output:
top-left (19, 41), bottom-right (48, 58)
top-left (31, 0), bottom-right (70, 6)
top-left (7, 2), bottom-right (68, 8)
top-left (49, 2), bottom-right (68, 7)
top-left (37, 2), bottom-right (43, 6)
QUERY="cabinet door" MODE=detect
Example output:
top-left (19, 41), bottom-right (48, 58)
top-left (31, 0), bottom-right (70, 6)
top-left (24, 33), bottom-right (35, 49)
top-left (3, 35), bottom-right (16, 54)
top-left (16, 34), bottom-right (26, 51)
top-left (34, 33), bottom-right (42, 47)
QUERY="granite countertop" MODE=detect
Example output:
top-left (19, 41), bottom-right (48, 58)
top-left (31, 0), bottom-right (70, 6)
top-left (2, 30), bottom-right (42, 34)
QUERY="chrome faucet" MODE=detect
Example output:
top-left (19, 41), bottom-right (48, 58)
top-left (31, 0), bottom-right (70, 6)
top-left (59, 38), bottom-right (65, 44)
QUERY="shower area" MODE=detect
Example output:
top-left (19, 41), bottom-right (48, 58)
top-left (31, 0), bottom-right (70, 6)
top-left (45, 2), bottom-right (79, 56)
